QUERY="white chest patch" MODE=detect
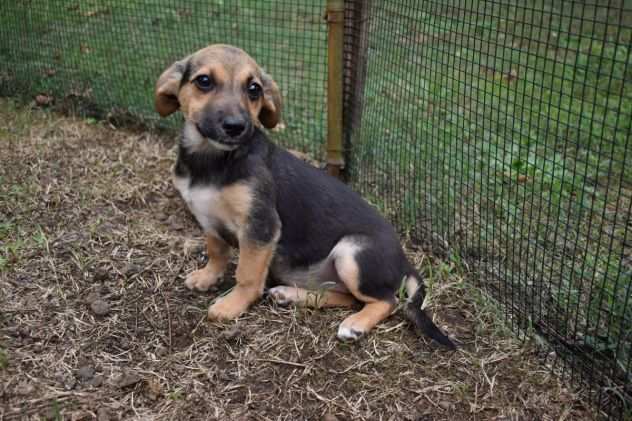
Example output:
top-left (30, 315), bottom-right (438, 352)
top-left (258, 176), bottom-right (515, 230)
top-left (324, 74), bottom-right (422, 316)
top-left (173, 176), bottom-right (240, 235)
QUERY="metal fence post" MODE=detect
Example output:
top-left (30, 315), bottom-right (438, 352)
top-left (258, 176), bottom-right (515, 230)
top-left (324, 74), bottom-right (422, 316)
top-left (325, 0), bottom-right (345, 178)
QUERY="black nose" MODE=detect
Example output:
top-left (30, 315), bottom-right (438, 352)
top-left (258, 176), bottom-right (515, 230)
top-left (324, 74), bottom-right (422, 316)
top-left (222, 116), bottom-right (246, 138)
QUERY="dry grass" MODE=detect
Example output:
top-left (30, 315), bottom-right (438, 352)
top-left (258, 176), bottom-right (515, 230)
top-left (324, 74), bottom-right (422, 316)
top-left (0, 98), bottom-right (597, 420)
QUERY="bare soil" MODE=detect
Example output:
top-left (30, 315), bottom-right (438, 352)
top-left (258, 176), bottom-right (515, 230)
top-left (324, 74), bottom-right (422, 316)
top-left (0, 99), bottom-right (597, 420)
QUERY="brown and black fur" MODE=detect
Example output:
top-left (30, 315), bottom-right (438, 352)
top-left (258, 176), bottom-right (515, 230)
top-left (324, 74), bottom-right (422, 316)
top-left (155, 44), bottom-right (454, 347)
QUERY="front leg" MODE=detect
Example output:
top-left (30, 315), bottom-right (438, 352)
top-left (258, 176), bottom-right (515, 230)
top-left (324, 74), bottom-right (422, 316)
top-left (207, 172), bottom-right (280, 321)
top-left (185, 233), bottom-right (230, 291)
top-left (207, 241), bottom-right (276, 320)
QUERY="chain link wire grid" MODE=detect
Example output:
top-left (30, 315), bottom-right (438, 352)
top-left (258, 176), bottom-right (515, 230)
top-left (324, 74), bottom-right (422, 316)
top-left (346, 1), bottom-right (632, 418)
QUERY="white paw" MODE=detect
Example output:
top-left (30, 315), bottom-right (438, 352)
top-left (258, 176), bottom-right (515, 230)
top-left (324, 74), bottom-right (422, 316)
top-left (267, 286), bottom-right (296, 306)
top-left (184, 269), bottom-right (222, 291)
top-left (337, 324), bottom-right (365, 342)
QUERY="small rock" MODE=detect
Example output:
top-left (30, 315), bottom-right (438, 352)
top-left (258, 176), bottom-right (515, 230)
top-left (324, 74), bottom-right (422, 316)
top-left (63, 376), bottom-right (76, 391)
top-left (90, 299), bottom-right (110, 316)
top-left (17, 326), bottom-right (31, 338)
top-left (114, 371), bottom-right (142, 389)
top-left (16, 382), bottom-right (34, 395)
top-left (93, 269), bottom-right (109, 282)
top-left (322, 414), bottom-right (339, 421)
top-left (86, 375), bottom-right (104, 388)
top-left (85, 292), bottom-right (100, 305)
top-left (118, 338), bottom-right (131, 349)
top-left (143, 192), bottom-right (160, 204)
top-left (123, 264), bottom-right (142, 277)
top-left (221, 325), bottom-right (241, 341)
top-left (218, 370), bottom-right (233, 382)
top-left (96, 408), bottom-right (111, 421)
top-left (154, 344), bottom-right (167, 357)
top-left (438, 401), bottom-right (451, 410)
top-left (76, 365), bottom-right (95, 381)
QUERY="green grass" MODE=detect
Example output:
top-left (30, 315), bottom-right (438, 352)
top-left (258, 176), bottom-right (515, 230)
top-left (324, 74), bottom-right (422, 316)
top-left (0, 0), bottom-right (328, 156)
top-left (352, 0), bottom-right (632, 391)
top-left (0, 348), bottom-right (7, 370)
top-left (0, 187), bottom-right (41, 272)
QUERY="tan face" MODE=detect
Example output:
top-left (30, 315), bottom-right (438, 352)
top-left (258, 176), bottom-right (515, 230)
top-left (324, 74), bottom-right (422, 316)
top-left (155, 45), bottom-right (282, 150)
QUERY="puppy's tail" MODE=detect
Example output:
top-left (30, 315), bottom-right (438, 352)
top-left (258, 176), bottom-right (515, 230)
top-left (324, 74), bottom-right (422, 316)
top-left (404, 273), bottom-right (456, 350)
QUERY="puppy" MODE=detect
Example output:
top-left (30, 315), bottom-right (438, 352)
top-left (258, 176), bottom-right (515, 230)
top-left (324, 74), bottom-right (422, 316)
top-left (155, 44), bottom-right (454, 347)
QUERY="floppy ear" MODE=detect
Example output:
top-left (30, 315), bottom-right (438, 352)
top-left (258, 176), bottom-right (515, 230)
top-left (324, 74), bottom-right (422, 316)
top-left (155, 56), bottom-right (190, 117)
top-left (259, 71), bottom-right (282, 129)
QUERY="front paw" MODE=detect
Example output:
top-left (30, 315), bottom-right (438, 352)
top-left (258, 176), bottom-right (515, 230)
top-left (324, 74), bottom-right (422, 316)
top-left (184, 268), bottom-right (222, 291)
top-left (207, 288), bottom-right (259, 321)
top-left (207, 297), bottom-right (245, 321)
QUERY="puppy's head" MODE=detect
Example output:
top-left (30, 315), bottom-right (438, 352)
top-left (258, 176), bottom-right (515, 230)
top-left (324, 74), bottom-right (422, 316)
top-left (155, 44), bottom-right (282, 151)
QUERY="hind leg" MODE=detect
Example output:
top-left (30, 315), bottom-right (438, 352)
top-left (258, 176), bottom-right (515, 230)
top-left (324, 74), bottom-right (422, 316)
top-left (268, 285), bottom-right (356, 308)
top-left (337, 302), bottom-right (395, 341)
top-left (331, 238), bottom-right (397, 341)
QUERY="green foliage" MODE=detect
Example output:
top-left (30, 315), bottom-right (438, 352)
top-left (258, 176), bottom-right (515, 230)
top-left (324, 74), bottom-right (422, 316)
top-left (0, 348), bottom-right (8, 370)
top-left (0, 0), bottom-right (328, 156)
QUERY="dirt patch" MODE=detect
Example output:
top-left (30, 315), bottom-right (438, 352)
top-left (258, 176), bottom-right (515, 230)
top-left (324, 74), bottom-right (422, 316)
top-left (0, 99), bottom-right (597, 420)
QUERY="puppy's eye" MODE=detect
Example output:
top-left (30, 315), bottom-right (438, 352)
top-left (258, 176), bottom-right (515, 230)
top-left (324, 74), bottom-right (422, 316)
top-left (247, 82), bottom-right (262, 100)
top-left (193, 75), bottom-right (213, 91)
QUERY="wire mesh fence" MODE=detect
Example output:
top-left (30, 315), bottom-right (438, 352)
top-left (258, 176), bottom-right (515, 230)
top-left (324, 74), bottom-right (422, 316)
top-left (1, 0), bottom-right (631, 419)
top-left (348, 1), bottom-right (632, 418)
top-left (0, 0), bottom-right (328, 157)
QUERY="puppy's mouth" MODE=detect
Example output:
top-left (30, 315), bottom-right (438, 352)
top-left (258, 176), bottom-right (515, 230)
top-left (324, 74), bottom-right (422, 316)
top-left (195, 124), bottom-right (241, 151)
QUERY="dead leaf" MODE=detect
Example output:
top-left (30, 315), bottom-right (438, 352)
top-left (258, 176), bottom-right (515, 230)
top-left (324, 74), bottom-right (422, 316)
top-left (425, 101), bottom-right (434, 117)
top-left (145, 378), bottom-right (162, 400)
top-left (182, 238), bottom-right (204, 256)
top-left (35, 94), bottom-right (53, 106)
top-left (167, 214), bottom-right (185, 231)
top-left (82, 8), bottom-right (110, 17)
top-left (70, 410), bottom-right (93, 421)
top-left (80, 44), bottom-right (91, 54)
top-left (114, 371), bottom-right (142, 389)
top-left (503, 68), bottom-right (519, 83)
